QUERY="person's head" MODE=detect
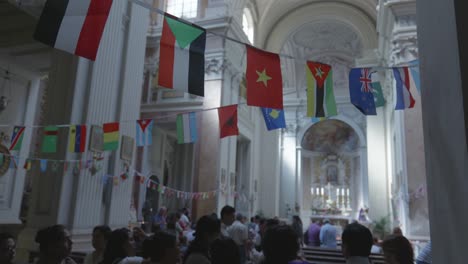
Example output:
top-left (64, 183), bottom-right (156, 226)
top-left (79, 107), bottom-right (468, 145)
top-left (323, 219), bottom-right (331, 225)
top-left (250, 217), bottom-right (255, 223)
top-left (210, 237), bottom-right (241, 264)
top-left (341, 223), bottom-right (373, 258)
top-left (143, 232), bottom-right (179, 264)
top-left (262, 225), bottom-right (299, 264)
top-left (0, 233), bottom-right (15, 264)
top-left (392, 227), bottom-right (403, 236)
top-left (261, 218), bottom-right (280, 236)
top-left (102, 228), bottom-right (135, 264)
top-left (132, 227), bottom-right (147, 241)
top-left (92, 225), bottom-right (111, 252)
top-left (382, 235), bottom-right (414, 264)
top-left (35, 225), bottom-right (72, 261)
top-left (220, 205), bottom-right (236, 226)
top-left (235, 213), bottom-right (243, 222)
top-left (194, 215), bottom-right (221, 244)
top-left (292, 215), bottom-right (302, 225)
top-left (373, 236), bottom-right (380, 245)
top-left (254, 215), bottom-right (261, 222)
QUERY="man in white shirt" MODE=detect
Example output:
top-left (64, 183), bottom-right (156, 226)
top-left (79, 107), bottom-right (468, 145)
top-left (227, 213), bottom-right (249, 264)
top-left (220, 205), bottom-right (236, 237)
top-left (341, 223), bottom-right (374, 264)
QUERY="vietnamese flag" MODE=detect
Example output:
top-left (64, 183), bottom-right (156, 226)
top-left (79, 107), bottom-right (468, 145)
top-left (218, 105), bottom-right (239, 138)
top-left (246, 45), bottom-right (283, 109)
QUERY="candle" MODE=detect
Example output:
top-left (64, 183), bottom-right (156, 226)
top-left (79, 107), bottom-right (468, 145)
top-left (341, 188), bottom-right (345, 196)
top-left (311, 187), bottom-right (314, 195)
top-left (336, 189), bottom-right (339, 196)
top-left (347, 188), bottom-right (350, 196)
top-left (316, 187), bottom-right (319, 195)
top-left (321, 188), bottom-right (324, 195)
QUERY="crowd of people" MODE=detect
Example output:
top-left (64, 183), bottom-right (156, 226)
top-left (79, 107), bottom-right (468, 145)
top-left (0, 206), bottom-right (432, 264)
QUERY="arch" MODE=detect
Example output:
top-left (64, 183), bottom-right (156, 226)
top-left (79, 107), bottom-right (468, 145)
top-left (242, 7), bottom-right (255, 44)
top-left (258, 2), bottom-right (377, 52)
top-left (301, 119), bottom-right (360, 153)
top-left (298, 115), bottom-right (366, 148)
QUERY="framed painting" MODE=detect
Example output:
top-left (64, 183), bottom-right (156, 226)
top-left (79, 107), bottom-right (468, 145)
top-left (89, 125), bottom-right (103, 152)
top-left (120, 135), bottom-right (135, 161)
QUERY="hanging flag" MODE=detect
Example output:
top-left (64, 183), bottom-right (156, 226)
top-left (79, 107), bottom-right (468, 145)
top-left (306, 61), bottom-right (337, 117)
top-left (34, 0), bottom-right (114, 60)
top-left (349, 68), bottom-right (377, 115)
top-left (158, 13), bottom-right (206, 97)
top-left (408, 60), bottom-right (421, 94)
top-left (68, 125), bottom-right (87, 153)
top-left (218, 105), bottom-right (239, 138)
top-left (42, 126), bottom-right (59, 153)
top-left (23, 159), bottom-right (32, 171)
top-left (9, 126), bottom-right (25, 151)
top-left (261, 108), bottom-right (286, 131)
top-left (136, 119), bottom-right (154, 147)
top-left (393, 67), bottom-right (416, 110)
top-left (372, 81), bottom-right (386, 108)
top-left (103, 122), bottom-right (119, 151)
top-left (246, 45), bottom-right (283, 109)
top-left (40, 159), bottom-right (48, 172)
top-left (311, 117), bottom-right (327, 124)
top-left (176, 112), bottom-right (197, 144)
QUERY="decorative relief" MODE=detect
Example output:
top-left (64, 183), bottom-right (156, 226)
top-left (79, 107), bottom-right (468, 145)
top-left (390, 35), bottom-right (418, 64)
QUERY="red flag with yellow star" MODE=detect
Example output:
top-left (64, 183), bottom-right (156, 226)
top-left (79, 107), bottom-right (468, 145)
top-left (246, 45), bottom-right (283, 109)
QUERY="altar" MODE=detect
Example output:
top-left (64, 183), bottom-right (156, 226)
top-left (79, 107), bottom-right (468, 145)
top-left (297, 119), bottom-right (369, 226)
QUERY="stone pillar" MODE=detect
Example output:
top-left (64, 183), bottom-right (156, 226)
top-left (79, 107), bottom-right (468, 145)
top-left (16, 1), bottom-right (149, 259)
top-left (417, 0), bottom-right (468, 262)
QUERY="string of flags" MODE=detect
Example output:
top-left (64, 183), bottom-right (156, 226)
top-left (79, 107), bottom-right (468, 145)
top-left (31, 0), bottom-right (421, 115)
top-left (0, 152), bottom-right (237, 201)
top-left (4, 0), bottom-right (421, 153)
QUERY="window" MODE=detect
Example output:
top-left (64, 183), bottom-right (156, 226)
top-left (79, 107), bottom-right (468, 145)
top-left (166, 0), bottom-right (198, 19)
top-left (242, 8), bottom-right (254, 43)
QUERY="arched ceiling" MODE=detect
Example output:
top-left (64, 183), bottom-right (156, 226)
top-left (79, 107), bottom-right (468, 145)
top-left (253, 0), bottom-right (378, 50)
top-left (249, 0), bottom-right (378, 99)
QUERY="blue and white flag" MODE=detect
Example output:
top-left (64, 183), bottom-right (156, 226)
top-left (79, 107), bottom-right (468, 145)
top-left (349, 68), bottom-right (377, 115)
top-left (136, 119), bottom-right (154, 147)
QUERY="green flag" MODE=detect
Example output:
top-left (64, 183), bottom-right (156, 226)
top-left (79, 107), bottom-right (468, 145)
top-left (372, 81), bottom-right (386, 107)
top-left (42, 126), bottom-right (59, 153)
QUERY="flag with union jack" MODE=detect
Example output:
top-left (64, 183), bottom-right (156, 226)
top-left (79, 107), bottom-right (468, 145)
top-left (349, 68), bottom-right (377, 115)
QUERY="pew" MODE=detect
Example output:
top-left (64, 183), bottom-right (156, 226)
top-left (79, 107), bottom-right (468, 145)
top-left (302, 247), bottom-right (385, 264)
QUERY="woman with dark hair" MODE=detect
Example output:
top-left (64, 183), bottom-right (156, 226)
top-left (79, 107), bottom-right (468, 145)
top-left (382, 235), bottom-right (414, 264)
top-left (100, 228), bottom-right (143, 264)
top-left (261, 225), bottom-right (301, 264)
top-left (84, 225), bottom-right (112, 264)
top-left (142, 231), bottom-right (179, 264)
top-left (291, 216), bottom-right (303, 246)
top-left (35, 225), bottom-right (75, 264)
top-left (183, 215), bottom-right (221, 264)
top-left (210, 237), bottom-right (240, 264)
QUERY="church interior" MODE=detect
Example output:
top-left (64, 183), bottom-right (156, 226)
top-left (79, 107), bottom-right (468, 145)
top-left (0, 0), bottom-right (466, 263)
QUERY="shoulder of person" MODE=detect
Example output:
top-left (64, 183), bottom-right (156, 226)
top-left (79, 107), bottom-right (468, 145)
top-left (185, 253), bottom-right (210, 264)
top-left (117, 256), bottom-right (144, 264)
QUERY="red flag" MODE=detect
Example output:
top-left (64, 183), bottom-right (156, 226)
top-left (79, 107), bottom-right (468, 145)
top-left (218, 105), bottom-right (239, 138)
top-left (246, 45), bottom-right (283, 109)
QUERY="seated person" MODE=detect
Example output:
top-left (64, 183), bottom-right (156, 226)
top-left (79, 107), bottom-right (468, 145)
top-left (382, 235), bottom-right (414, 264)
top-left (84, 225), bottom-right (112, 264)
top-left (142, 232), bottom-right (179, 264)
top-left (341, 223), bottom-right (374, 264)
top-left (262, 225), bottom-right (301, 264)
top-left (210, 237), bottom-right (240, 264)
top-left (0, 233), bottom-right (16, 264)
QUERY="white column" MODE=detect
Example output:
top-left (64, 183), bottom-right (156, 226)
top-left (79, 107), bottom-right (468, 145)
top-left (417, 0), bottom-right (468, 262)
